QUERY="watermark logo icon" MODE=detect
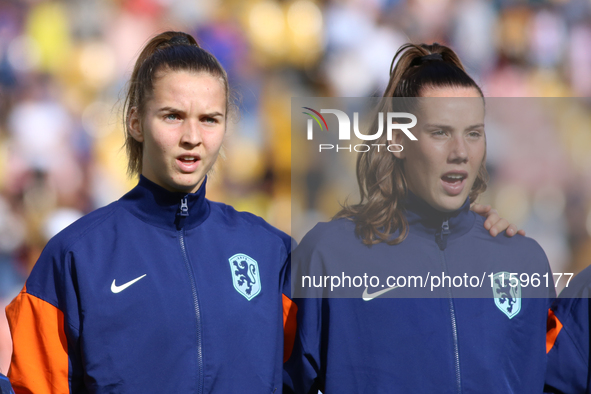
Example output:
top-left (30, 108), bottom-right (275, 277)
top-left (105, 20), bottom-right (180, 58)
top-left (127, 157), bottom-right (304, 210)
top-left (302, 107), bottom-right (328, 139)
top-left (302, 106), bottom-right (418, 153)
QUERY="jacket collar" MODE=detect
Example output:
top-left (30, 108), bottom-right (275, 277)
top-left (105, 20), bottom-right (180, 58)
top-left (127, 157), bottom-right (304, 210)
top-left (119, 175), bottom-right (210, 230)
top-left (404, 190), bottom-right (475, 243)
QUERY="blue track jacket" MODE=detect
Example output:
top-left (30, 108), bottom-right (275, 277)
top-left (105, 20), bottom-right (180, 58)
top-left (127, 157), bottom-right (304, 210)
top-left (0, 374), bottom-right (14, 394)
top-left (545, 265), bottom-right (591, 394)
top-left (6, 176), bottom-right (296, 393)
top-left (285, 194), bottom-right (553, 393)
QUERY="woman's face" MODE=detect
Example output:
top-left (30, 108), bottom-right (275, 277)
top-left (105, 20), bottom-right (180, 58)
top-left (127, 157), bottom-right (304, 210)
top-left (130, 71), bottom-right (226, 194)
top-left (391, 86), bottom-right (485, 212)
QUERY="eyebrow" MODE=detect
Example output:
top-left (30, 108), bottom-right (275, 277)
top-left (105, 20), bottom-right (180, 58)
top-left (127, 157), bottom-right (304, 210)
top-left (156, 107), bottom-right (225, 117)
top-left (157, 106), bottom-right (182, 114)
top-left (424, 123), bottom-right (484, 130)
top-left (204, 111), bottom-right (225, 117)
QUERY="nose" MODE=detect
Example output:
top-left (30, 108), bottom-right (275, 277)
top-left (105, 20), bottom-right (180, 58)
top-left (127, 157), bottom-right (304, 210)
top-left (448, 135), bottom-right (468, 163)
top-left (180, 119), bottom-right (202, 147)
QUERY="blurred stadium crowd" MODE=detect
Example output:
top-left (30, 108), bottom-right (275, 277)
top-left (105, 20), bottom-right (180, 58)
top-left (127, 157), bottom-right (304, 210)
top-left (0, 0), bottom-right (591, 373)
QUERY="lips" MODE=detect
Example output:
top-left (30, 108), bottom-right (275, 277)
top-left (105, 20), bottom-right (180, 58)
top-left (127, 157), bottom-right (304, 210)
top-left (176, 155), bottom-right (200, 172)
top-left (441, 171), bottom-right (467, 196)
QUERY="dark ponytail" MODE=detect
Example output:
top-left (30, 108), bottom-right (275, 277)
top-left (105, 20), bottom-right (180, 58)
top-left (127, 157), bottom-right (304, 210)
top-left (384, 43), bottom-right (483, 98)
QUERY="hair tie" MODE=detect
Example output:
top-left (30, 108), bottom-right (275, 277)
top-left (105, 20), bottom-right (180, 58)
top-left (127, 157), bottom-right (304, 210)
top-left (410, 52), bottom-right (443, 67)
top-left (168, 35), bottom-right (191, 46)
top-left (420, 53), bottom-right (443, 61)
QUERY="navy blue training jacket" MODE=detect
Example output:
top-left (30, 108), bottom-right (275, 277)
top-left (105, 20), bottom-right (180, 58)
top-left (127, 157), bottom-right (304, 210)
top-left (285, 194), bottom-right (553, 393)
top-left (6, 176), bottom-right (295, 393)
top-left (545, 265), bottom-right (591, 394)
top-left (0, 374), bottom-right (14, 394)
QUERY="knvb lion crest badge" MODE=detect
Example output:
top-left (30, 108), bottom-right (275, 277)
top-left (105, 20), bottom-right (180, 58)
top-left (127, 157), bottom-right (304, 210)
top-left (492, 271), bottom-right (521, 319)
top-left (229, 253), bottom-right (261, 301)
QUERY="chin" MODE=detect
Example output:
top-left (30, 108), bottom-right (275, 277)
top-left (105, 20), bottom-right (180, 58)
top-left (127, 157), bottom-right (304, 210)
top-left (175, 175), bottom-right (201, 189)
top-left (435, 196), bottom-right (466, 212)
top-left (164, 180), bottom-right (196, 194)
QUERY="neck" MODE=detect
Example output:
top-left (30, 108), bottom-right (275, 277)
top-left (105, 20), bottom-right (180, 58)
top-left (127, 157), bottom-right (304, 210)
top-left (404, 190), bottom-right (474, 245)
top-left (118, 175), bottom-right (211, 230)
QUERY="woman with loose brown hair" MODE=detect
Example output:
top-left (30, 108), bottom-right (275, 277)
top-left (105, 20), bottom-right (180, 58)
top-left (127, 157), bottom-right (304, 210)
top-left (6, 31), bottom-right (295, 393)
top-left (335, 43), bottom-right (489, 246)
top-left (285, 43), bottom-right (553, 393)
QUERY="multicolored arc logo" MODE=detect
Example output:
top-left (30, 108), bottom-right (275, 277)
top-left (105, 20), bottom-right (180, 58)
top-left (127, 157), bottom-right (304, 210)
top-left (302, 107), bottom-right (328, 131)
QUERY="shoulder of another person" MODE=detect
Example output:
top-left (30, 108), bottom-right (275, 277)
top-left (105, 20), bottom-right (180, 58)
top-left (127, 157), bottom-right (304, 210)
top-left (557, 265), bottom-right (591, 300)
top-left (471, 213), bottom-right (541, 248)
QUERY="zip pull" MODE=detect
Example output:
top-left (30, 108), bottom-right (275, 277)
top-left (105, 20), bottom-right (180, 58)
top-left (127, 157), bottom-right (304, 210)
top-left (442, 219), bottom-right (450, 235)
top-left (178, 197), bottom-right (189, 217)
top-left (437, 219), bottom-right (450, 250)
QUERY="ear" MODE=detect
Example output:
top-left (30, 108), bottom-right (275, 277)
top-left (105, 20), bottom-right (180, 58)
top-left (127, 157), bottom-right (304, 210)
top-left (128, 107), bottom-right (144, 143)
top-left (388, 127), bottom-right (406, 160)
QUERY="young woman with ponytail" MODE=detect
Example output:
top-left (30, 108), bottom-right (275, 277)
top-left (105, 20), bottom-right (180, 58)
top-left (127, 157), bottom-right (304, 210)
top-left (5, 31), bottom-right (295, 393)
top-left (285, 43), bottom-right (553, 393)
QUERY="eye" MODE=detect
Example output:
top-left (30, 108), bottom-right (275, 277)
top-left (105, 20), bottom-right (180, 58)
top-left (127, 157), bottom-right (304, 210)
top-left (468, 130), bottom-right (483, 138)
top-left (431, 130), bottom-right (447, 136)
top-left (164, 113), bottom-right (181, 121)
top-left (202, 116), bottom-right (218, 124)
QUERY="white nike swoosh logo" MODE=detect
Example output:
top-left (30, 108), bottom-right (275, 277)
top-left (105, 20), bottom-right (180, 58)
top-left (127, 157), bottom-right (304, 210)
top-left (362, 286), bottom-right (399, 301)
top-left (111, 274), bottom-right (147, 293)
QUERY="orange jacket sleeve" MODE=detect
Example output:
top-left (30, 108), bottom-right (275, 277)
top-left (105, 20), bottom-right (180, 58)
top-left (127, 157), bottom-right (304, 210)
top-left (282, 294), bottom-right (298, 362)
top-left (546, 307), bottom-right (563, 354)
top-left (5, 285), bottom-right (70, 394)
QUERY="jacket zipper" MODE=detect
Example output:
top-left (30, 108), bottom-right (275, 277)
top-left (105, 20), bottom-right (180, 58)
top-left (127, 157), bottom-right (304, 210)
top-left (178, 197), bottom-right (204, 394)
top-left (437, 218), bottom-right (461, 393)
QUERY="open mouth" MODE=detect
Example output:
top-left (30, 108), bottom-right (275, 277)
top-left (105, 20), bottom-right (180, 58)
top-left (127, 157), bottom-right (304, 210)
top-left (441, 173), bottom-right (466, 184)
top-left (178, 156), bottom-right (198, 164)
top-left (176, 155), bottom-right (200, 172)
top-left (441, 172), bottom-right (467, 195)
